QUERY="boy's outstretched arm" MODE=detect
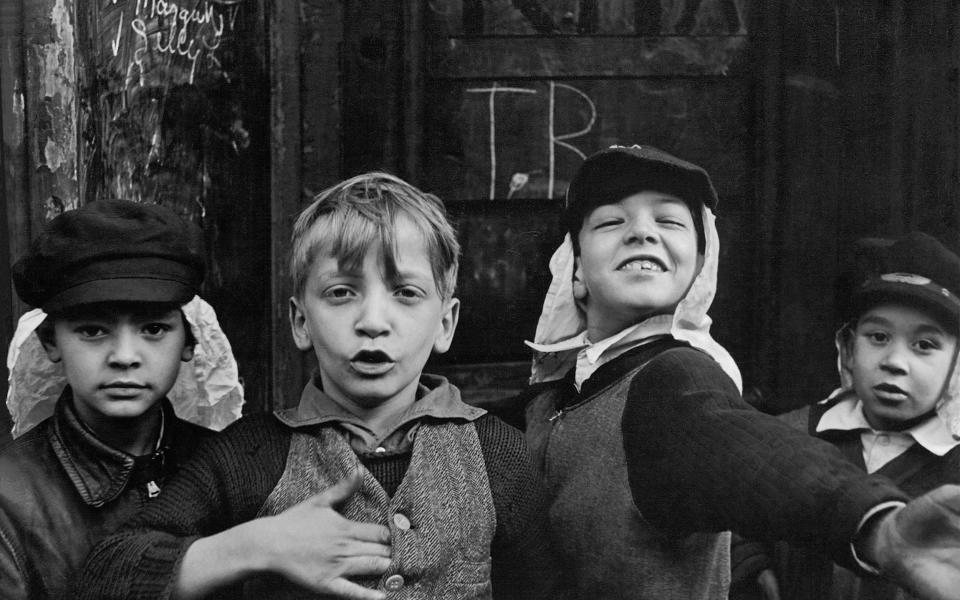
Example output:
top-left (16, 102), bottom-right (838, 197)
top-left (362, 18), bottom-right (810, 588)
top-left (175, 473), bottom-right (391, 600)
top-left (620, 348), bottom-right (909, 565)
top-left (858, 485), bottom-right (960, 600)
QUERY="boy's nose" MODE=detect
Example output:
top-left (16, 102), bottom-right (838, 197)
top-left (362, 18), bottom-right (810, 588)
top-left (624, 219), bottom-right (659, 245)
top-left (879, 344), bottom-right (909, 375)
top-left (108, 331), bottom-right (142, 368)
top-left (355, 295), bottom-right (391, 338)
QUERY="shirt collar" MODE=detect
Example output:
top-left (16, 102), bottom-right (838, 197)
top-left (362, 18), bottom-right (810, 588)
top-left (816, 393), bottom-right (960, 456)
top-left (274, 372), bottom-right (485, 443)
top-left (527, 315), bottom-right (673, 391)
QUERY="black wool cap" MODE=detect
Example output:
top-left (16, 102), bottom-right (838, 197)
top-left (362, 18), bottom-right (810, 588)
top-left (845, 231), bottom-right (960, 331)
top-left (563, 145), bottom-right (718, 251)
top-left (13, 199), bottom-right (205, 313)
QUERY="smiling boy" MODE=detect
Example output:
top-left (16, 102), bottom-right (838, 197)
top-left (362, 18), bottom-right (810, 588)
top-left (512, 145), bottom-right (960, 600)
top-left (76, 172), bottom-right (560, 600)
top-left (0, 200), bottom-right (223, 600)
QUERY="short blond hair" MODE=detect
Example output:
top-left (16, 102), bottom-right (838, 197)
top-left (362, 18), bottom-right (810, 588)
top-left (290, 172), bottom-right (460, 300)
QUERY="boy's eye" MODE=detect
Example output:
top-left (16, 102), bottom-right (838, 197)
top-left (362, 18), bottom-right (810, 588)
top-left (75, 325), bottom-right (107, 338)
top-left (323, 286), bottom-right (356, 301)
top-left (142, 323), bottom-right (172, 337)
top-left (395, 286), bottom-right (425, 301)
top-left (593, 218), bottom-right (623, 230)
top-left (864, 331), bottom-right (889, 344)
top-left (915, 338), bottom-right (942, 352)
top-left (657, 217), bottom-right (687, 228)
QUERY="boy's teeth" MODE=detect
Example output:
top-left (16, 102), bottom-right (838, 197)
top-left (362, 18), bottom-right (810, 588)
top-left (622, 259), bottom-right (664, 272)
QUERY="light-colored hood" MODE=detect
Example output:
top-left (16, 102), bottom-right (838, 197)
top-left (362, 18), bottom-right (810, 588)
top-left (528, 205), bottom-right (742, 390)
top-left (6, 296), bottom-right (245, 437)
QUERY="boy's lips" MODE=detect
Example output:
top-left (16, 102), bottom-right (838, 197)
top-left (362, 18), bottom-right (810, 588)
top-left (101, 381), bottom-right (148, 389)
top-left (100, 381), bottom-right (149, 398)
top-left (350, 350), bottom-right (395, 376)
top-left (873, 383), bottom-right (909, 402)
top-left (617, 255), bottom-right (667, 273)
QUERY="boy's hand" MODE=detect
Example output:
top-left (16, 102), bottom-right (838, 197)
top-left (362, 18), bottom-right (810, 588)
top-left (175, 472), bottom-right (392, 600)
top-left (860, 484), bottom-right (960, 600)
top-left (260, 472), bottom-right (393, 599)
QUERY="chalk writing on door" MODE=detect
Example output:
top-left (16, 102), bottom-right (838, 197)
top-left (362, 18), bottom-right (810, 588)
top-left (466, 81), bottom-right (596, 200)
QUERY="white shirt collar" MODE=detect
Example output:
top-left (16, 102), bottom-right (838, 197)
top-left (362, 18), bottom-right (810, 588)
top-left (816, 393), bottom-right (960, 457)
top-left (528, 315), bottom-right (673, 391)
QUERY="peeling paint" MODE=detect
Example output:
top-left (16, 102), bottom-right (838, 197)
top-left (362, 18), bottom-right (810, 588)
top-left (43, 138), bottom-right (64, 171)
top-left (9, 82), bottom-right (24, 147)
top-left (36, 0), bottom-right (78, 196)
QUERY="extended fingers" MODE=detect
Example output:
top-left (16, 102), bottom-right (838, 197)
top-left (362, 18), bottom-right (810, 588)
top-left (347, 522), bottom-right (392, 545)
top-left (322, 577), bottom-right (387, 600)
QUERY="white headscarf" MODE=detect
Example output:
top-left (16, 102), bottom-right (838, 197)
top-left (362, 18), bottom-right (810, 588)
top-left (527, 204), bottom-right (742, 391)
top-left (6, 296), bottom-right (244, 438)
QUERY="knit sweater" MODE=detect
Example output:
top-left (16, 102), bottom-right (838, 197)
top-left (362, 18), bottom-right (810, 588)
top-left (524, 339), bottom-right (730, 599)
top-left (503, 337), bottom-right (911, 594)
top-left (75, 410), bottom-right (559, 600)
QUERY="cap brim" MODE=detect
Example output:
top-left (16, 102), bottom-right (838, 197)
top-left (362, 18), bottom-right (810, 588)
top-left (42, 278), bottom-right (195, 313)
top-left (854, 280), bottom-right (960, 331)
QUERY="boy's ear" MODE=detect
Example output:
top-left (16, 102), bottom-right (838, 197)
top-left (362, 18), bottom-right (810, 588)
top-left (432, 297), bottom-right (460, 355)
top-left (837, 324), bottom-right (856, 389)
top-left (180, 345), bottom-right (195, 362)
top-left (572, 256), bottom-right (588, 302)
top-left (288, 296), bottom-right (314, 351)
top-left (39, 331), bottom-right (62, 363)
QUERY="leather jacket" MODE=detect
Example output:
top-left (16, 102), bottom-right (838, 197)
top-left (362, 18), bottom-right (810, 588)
top-left (0, 389), bottom-right (215, 600)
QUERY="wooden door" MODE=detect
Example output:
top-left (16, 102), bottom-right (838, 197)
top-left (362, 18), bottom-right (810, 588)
top-left (410, 0), bottom-right (762, 405)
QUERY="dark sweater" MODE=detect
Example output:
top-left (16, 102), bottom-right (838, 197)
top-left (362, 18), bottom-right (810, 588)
top-left (75, 411), bottom-right (558, 600)
top-left (504, 339), bottom-right (910, 572)
top-left (773, 399), bottom-right (960, 600)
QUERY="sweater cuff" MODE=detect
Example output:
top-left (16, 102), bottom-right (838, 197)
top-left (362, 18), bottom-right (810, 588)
top-left (850, 501), bottom-right (905, 574)
top-left (832, 476), bottom-right (909, 572)
top-left (130, 535), bottom-right (200, 600)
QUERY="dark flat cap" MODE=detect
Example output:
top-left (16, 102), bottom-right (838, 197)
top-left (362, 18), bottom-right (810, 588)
top-left (13, 200), bottom-right (205, 313)
top-left (847, 231), bottom-right (960, 330)
top-left (564, 144), bottom-right (716, 250)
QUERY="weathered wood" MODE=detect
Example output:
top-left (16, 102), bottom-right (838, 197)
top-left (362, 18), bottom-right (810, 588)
top-left (428, 36), bottom-right (750, 79)
top-left (341, 0), bottom-right (403, 174)
top-left (0, 0), bottom-right (26, 448)
top-left (269, 0), bottom-right (306, 411)
top-left (431, 0), bottom-right (748, 36)
top-left (413, 1), bottom-right (756, 401)
top-left (421, 78), bottom-right (751, 204)
top-left (74, 0), bottom-right (272, 415)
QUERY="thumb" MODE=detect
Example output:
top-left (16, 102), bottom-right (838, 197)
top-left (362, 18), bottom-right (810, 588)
top-left (313, 471), bottom-right (364, 509)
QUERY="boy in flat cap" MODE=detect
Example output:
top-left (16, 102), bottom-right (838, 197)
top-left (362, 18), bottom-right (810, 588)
top-left (765, 232), bottom-right (960, 600)
top-left (507, 144), bottom-right (960, 600)
top-left (0, 199), bottom-right (243, 600)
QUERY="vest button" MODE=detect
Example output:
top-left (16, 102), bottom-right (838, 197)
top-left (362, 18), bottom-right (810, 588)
top-left (385, 574), bottom-right (405, 591)
top-left (393, 513), bottom-right (411, 530)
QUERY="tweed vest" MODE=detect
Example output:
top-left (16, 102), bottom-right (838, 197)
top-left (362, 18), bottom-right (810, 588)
top-left (245, 421), bottom-right (496, 600)
top-left (525, 361), bottom-right (731, 599)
